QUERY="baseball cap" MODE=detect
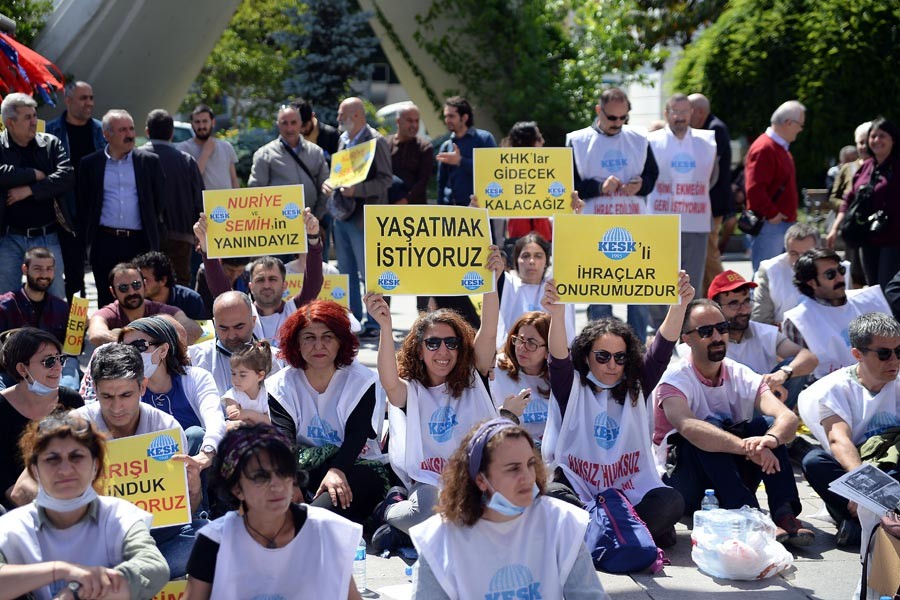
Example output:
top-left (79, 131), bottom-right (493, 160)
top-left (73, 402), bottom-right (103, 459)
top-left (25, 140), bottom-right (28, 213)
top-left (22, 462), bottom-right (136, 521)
top-left (708, 270), bottom-right (757, 301)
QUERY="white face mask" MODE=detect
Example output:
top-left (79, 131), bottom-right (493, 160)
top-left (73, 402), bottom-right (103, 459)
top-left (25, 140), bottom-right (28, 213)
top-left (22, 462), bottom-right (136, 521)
top-left (34, 460), bottom-right (99, 512)
top-left (142, 350), bottom-right (159, 379)
top-left (587, 371), bottom-right (621, 389)
top-left (24, 368), bottom-right (57, 396)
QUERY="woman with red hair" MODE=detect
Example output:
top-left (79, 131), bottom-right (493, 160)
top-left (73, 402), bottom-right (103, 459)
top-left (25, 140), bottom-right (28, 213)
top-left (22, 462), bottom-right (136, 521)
top-left (267, 300), bottom-right (389, 525)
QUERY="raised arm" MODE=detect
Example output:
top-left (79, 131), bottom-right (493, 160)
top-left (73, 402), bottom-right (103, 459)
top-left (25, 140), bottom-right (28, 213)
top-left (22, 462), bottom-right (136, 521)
top-left (293, 208), bottom-right (323, 307)
top-left (657, 271), bottom-right (694, 343)
top-left (473, 245), bottom-right (503, 375)
top-left (364, 292), bottom-right (408, 408)
top-left (541, 279), bottom-right (569, 360)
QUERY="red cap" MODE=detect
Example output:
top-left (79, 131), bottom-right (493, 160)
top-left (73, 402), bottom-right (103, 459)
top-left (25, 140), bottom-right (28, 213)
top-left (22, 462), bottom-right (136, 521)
top-left (707, 270), bottom-right (757, 301)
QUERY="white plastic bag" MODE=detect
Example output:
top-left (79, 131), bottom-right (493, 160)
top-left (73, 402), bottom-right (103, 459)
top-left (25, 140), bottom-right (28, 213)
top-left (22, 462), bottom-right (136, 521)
top-left (691, 506), bottom-right (793, 580)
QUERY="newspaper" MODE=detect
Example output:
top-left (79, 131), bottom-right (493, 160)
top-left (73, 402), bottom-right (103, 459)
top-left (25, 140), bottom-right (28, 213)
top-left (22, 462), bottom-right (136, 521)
top-left (828, 463), bottom-right (900, 515)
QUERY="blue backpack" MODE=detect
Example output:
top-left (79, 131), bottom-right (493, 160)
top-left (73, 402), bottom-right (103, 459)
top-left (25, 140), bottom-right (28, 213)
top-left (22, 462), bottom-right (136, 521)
top-left (584, 488), bottom-right (665, 574)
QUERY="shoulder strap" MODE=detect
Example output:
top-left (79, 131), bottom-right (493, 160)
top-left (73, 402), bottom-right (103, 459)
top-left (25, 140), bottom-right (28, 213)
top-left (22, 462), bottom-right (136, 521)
top-left (280, 139), bottom-right (317, 183)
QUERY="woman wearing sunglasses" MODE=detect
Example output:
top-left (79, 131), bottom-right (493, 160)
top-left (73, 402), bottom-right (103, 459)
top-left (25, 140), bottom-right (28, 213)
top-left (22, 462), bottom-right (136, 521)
top-left (0, 328), bottom-right (83, 511)
top-left (364, 246), bottom-right (504, 550)
top-left (540, 272), bottom-right (693, 548)
top-left (0, 410), bottom-right (168, 600)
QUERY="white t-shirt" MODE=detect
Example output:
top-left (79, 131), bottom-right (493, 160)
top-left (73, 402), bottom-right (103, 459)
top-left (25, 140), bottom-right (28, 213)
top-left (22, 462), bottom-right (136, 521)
top-left (223, 383), bottom-right (270, 415)
top-left (253, 301), bottom-right (299, 347)
top-left (74, 401), bottom-right (188, 449)
top-left (497, 271), bottom-right (575, 347)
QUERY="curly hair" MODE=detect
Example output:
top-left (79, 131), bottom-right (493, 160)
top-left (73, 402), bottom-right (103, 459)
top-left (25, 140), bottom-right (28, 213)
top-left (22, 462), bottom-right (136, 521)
top-left (571, 318), bottom-right (643, 406)
top-left (496, 312), bottom-right (550, 397)
top-left (437, 421), bottom-right (546, 527)
top-left (793, 248), bottom-right (841, 299)
top-left (278, 300), bottom-right (357, 369)
top-left (398, 309), bottom-right (476, 398)
top-left (20, 410), bottom-right (107, 493)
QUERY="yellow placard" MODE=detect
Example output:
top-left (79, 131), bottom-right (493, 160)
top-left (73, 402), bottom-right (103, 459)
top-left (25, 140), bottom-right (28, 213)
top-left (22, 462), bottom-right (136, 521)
top-left (203, 185), bottom-right (307, 259)
top-left (103, 428), bottom-right (191, 528)
top-left (37, 119), bottom-right (45, 133)
top-left (192, 319), bottom-right (215, 345)
top-left (283, 273), bottom-right (350, 307)
top-left (154, 580), bottom-right (187, 600)
top-left (329, 139), bottom-right (377, 188)
top-left (365, 205), bottom-right (494, 296)
top-left (469, 295), bottom-right (484, 317)
top-left (552, 214), bottom-right (681, 304)
top-left (474, 147), bottom-right (574, 217)
top-left (62, 296), bottom-right (89, 356)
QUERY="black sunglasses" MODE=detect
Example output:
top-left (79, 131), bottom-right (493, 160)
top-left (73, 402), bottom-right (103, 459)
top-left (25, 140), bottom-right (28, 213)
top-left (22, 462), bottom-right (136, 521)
top-left (819, 264), bottom-right (847, 281)
top-left (859, 345), bottom-right (900, 361)
top-left (593, 350), bottom-right (627, 365)
top-left (116, 280), bottom-right (143, 293)
top-left (38, 354), bottom-right (68, 369)
top-left (125, 339), bottom-right (160, 353)
top-left (601, 108), bottom-right (628, 122)
top-left (423, 336), bottom-right (461, 351)
top-left (685, 321), bottom-right (730, 339)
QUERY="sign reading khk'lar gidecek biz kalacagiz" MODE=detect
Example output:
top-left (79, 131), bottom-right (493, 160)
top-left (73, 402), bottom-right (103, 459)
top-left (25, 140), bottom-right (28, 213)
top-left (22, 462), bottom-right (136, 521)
top-left (203, 185), bottom-right (307, 259)
top-left (473, 147), bottom-right (574, 217)
top-left (365, 205), bottom-right (494, 296)
top-left (552, 214), bottom-right (681, 304)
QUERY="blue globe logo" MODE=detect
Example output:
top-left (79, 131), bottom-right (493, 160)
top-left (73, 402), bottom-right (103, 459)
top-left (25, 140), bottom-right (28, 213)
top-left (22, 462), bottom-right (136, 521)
top-left (428, 406), bottom-right (459, 443)
top-left (485, 182), bottom-right (503, 198)
top-left (378, 271), bottom-right (400, 291)
top-left (307, 416), bottom-right (341, 445)
top-left (865, 412), bottom-right (900, 439)
top-left (594, 412), bottom-right (620, 449)
top-left (671, 152), bottom-right (696, 174)
top-left (522, 397), bottom-right (548, 424)
top-left (600, 149), bottom-right (628, 173)
top-left (597, 227), bottom-right (636, 260)
top-left (333, 164), bottom-right (342, 173)
top-left (461, 271), bottom-right (484, 291)
top-left (331, 286), bottom-right (346, 300)
top-left (282, 202), bottom-right (301, 219)
top-left (209, 206), bottom-right (229, 224)
top-left (548, 181), bottom-right (566, 197)
top-left (488, 565), bottom-right (538, 596)
top-left (147, 434), bottom-right (179, 462)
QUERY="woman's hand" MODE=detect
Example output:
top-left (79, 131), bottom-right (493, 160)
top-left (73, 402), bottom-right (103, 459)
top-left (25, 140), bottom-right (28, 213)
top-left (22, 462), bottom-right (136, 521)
top-left (469, 194), bottom-right (480, 208)
top-left (676, 270), bottom-right (695, 305)
top-left (364, 293), bottom-right (392, 331)
top-left (315, 467), bottom-right (352, 510)
top-left (193, 213), bottom-right (209, 255)
top-left (486, 244), bottom-right (505, 282)
top-left (540, 279), bottom-right (565, 318)
top-left (502, 388), bottom-right (532, 417)
top-left (570, 191), bottom-right (585, 214)
top-left (58, 562), bottom-right (124, 600)
top-left (303, 207), bottom-right (320, 237)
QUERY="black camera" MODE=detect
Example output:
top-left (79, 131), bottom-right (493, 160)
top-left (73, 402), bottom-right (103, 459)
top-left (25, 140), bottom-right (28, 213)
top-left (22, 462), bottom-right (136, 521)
top-left (868, 209), bottom-right (888, 233)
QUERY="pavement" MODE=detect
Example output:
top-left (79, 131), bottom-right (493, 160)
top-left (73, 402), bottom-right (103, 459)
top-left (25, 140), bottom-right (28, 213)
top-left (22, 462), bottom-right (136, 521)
top-left (78, 253), bottom-right (864, 599)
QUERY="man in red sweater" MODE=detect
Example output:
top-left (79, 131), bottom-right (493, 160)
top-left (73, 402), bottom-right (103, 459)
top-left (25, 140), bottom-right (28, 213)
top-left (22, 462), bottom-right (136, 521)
top-left (745, 100), bottom-right (806, 272)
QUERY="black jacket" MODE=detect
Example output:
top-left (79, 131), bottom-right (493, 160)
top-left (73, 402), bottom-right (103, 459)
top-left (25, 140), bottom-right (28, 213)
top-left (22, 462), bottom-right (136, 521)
top-left (141, 140), bottom-right (204, 237)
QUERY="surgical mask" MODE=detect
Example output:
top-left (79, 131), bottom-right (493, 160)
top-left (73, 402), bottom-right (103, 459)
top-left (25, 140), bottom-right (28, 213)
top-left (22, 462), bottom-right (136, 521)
top-left (34, 462), bottom-right (99, 512)
top-left (142, 350), bottom-right (159, 379)
top-left (483, 480), bottom-right (539, 517)
top-left (25, 368), bottom-right (57, 396)
top-left (587, 371), bottom-right (621, 389)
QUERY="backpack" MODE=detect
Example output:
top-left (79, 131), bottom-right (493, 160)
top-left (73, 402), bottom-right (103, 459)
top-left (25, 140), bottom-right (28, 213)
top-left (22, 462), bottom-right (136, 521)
top-left (584, 488), bottom-right (665, 574)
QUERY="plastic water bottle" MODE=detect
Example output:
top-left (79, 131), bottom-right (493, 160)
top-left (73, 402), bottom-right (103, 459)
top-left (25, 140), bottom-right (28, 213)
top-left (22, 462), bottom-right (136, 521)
top-left (701, 489), bottom-right (719, 510)
top-left (353, 537), bottom-right (366, 592)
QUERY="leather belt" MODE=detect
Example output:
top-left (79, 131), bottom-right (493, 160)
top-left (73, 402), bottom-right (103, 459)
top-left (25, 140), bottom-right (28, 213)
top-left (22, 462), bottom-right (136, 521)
top-left (4, 223), bottom-right (56, 237)
top-left (99, 226), bottom-right (140, 238)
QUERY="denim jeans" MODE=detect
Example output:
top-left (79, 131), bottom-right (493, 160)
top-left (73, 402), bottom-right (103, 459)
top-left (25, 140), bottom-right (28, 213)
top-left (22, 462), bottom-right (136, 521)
top-left (587, 304), bottom-right (649, 339)
top-left (0, 232), bottom-right (65, 299)
top-left (751, 220), bottom-right (791, 273)
top-left (150, 518), bottom-right (209, 578)
top-left (333, 218), bottom-right (371, 326)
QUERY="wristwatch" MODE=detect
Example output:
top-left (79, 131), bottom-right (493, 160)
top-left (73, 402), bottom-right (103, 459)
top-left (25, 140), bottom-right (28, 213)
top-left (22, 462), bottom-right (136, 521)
top-left (779, 365), bottom-right (794, 381)
top-left (201, 444), bottom-right (217, 456)
top-left (67, 581), bottom-right (82, 600)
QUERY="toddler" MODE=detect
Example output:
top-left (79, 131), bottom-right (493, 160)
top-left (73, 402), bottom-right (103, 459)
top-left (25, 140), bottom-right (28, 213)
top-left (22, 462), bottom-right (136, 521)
top-left (222, 340), bottom-right (272, 427)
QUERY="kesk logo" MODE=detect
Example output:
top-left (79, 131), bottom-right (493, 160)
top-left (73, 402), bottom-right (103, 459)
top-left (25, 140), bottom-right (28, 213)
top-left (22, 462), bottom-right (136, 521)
top-left (209, 206), bottom-right (229, 224)
top-left (330, 286), bottom-right (346, 300)
top-left (147, 434), bottom-right (179, 462)
top-left (485, 182), bottom-right (503, 198)
top-left (600, 149), bottom-right (628, 173)
top-left (378, 271), bottom-right (400, 291)
top-left (522, 397), bottom-right (549, 424)
top-left (282, 202), bottom-right (301, 219)
top-left (597, 227), bottom-right (636, 260)
top-left (548, 181), bottom-right (566, 197)
top-left (428, 406), bottom-right (459, 443)
top-left (670, 152), bottom-right (696, 174)
top-left (864, 412), bottom-right (900, 439)
top-left (307, 416), bottom-right (342, 445)
top-left (461, 271), bottom-right (485, 291)
top-left (487, 564), bottom-right (542, 600)
top-left (594, 412), bottom-right (620, 449)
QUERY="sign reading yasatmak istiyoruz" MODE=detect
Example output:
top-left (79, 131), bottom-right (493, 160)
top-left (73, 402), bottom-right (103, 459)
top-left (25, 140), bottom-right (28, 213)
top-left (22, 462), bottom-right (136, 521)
top-left (203, 185), bottom-right (307, 259)
top-left (473, 147), bottom-right (574, 217)
top-left (552, 214), bottom-right (681, 304)
top-left (365, 205), bottom-right (494, 296)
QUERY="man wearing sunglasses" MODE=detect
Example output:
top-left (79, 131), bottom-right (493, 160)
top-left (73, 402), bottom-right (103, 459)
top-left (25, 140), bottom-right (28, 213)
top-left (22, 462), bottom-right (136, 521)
top-left (566, 87), bottom-right (659, 338)
top-left (87, 262), bottom-right (202, 347)
top-left (654, 299), bottom-right (816, 547)
top-left (783, 248), bottom-right (890, 380)
top-left (798, 313), bottom-right (900, 547)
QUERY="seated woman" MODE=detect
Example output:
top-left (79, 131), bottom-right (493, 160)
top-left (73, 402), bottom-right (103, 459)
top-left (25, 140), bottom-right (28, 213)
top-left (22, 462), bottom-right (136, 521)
top-left (490, 311), bottom-right (552, 447)
top-left (541, 272), bottom-right (693, 548)
top-left (185, 424), bottom-right (363, 600)
top-left (365, 246), bottom-right (504, 550)
top-left (410, 418), bottom-right (609, 599)
top-left (267, 300), bottom-right (389, 524)
top-left (0, 328), bottom-right (83, 510)
top-left (0, 410), bottom-right (168, 600)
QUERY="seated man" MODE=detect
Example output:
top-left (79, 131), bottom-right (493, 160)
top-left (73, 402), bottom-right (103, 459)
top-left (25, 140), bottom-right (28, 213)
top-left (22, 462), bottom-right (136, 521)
top-left (800, 313), bottom-right (900, 546)
top-left (134, 250), bottom-right (208, 320)
top-left (87, 262), bottom-right (202, 346)
top-left (654, 299), bottom-right (815, 547)
top-left (783, 248), bottom-right (890, 380)
top-left (708, 270), bottom-right (817, 408)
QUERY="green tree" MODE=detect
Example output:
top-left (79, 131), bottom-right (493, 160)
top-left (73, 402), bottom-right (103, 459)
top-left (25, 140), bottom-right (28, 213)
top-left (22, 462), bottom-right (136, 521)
top-left (675, 0), bottom-right (900, 186)
top-left (0, 0), bottom-right (53, 46)
top-left (179, 0), bottom-right (301, 128)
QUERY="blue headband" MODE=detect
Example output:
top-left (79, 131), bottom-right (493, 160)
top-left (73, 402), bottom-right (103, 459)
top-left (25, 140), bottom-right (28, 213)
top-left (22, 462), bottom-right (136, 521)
top-left (466, 418), bottom-right (517, 481)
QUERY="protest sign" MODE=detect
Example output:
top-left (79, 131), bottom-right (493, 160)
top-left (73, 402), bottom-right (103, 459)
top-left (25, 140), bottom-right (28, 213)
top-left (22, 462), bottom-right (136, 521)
top-left (154, 580), bottom-right (187, 600)
top-left (103, 428), bottom-right (191, 527)
top-left (203, 185), bottom-right (306, 258)
top-left (552, 214), bottom-right (680, 304)
top-left (329, 139), bottom-right (377, 188)
top-left (365, 205), bottom-right (493, 296)
top-left (474, 147), bottom-right (574, 217)
top-left (283, 273), bottom-right (350, 307)
top-left (62, 296), bottom-right (89, 356)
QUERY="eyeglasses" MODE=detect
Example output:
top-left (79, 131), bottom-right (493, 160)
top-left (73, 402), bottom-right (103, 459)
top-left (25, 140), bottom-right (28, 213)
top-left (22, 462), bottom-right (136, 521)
top-left (685, 321), bottom-right (730, 338)
top-left (423, 336), bottom-right (461, 351)
top-left (601, 108), bottom-right (628, 122)
top-left (818, 264), bottom-right (847, 281)
top-left (858, 345), bottom-right (900, 361)
top-left (722, 298), bottom-right (752, 311)
top-left (37, 412), bottom-right (90, 434)
top-left (37, 354), bottom-right (68, 369)
top-left (125, 339), bottom-right (160, 353)
top-left (116, 280), bottom-right (143, 293)
top-left (593, 350), bottom-right (627, 365)
top-left (511, 335), bottom-right (546, 352)
top-left (245, 469), bottom-right (294, 487)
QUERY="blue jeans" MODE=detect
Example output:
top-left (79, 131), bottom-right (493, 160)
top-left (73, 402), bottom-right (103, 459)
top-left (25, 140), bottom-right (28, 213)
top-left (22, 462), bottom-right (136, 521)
top-left (333, 218), bottom-right (373, 326)
top-left (587, 304), bottom-right (649, 339)
top-left (0, 232), bottom-right (65, 298)
top-left (751, 220), bottom-right (791, 273)
top-left (151, 518), bottom-right (208, 578)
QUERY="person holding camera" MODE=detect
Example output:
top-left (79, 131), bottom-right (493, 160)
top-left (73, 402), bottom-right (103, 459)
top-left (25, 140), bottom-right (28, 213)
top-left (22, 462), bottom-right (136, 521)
top-left (830, 117), bottom-right (900, 289)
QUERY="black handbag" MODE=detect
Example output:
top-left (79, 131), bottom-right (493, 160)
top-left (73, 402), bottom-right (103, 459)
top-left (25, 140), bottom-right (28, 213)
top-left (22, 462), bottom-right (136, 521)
top-left (738, 183), bottom-right (786, 236)
top-left (841, 164), bottom-right (892, 245)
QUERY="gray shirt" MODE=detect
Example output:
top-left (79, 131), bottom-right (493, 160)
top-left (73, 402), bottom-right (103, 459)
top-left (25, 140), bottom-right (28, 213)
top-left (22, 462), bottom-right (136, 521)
top-left (247, 136), bottom-right (330, 220)
top-left (177, 138), bottom-right (237, 190)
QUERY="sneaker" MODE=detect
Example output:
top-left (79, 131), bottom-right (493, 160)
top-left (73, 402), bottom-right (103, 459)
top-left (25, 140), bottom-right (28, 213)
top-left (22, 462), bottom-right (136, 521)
top-left (372, 485), bottom-right (408, 525)
top-left (371, 523), bottom-right (412, 553)
top-left (835, 518), bottom-right (861, 547)
top-left (775, 514), bottom-right (815, 547)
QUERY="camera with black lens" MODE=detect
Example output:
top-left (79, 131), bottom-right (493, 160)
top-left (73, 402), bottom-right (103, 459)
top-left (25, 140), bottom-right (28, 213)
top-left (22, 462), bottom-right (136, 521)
top-left (868, 209), bottom-right (888, 233)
